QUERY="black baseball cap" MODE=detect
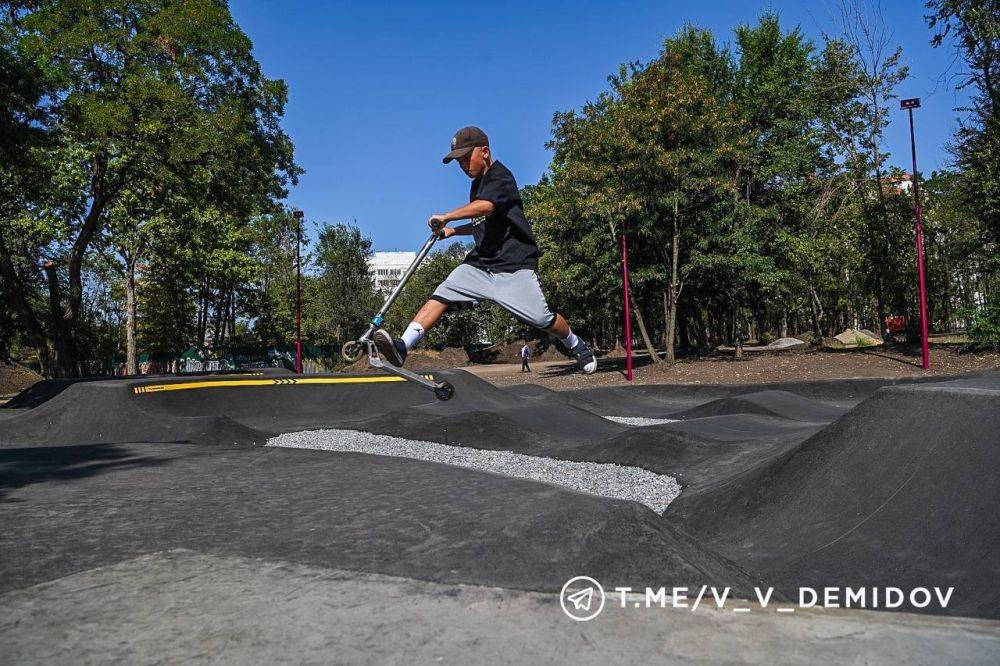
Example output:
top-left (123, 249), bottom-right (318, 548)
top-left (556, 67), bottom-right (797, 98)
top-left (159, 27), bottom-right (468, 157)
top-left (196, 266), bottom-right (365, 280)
top-left (443, 126), bottom-right (489, 163)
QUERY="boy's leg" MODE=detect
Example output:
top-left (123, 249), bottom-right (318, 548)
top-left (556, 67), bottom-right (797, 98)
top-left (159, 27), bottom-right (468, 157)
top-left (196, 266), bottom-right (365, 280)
top-left (373, 299), bottom-right (447, 366)
top-left (495, 271), bottom-right (597, 374)
top-left (374, 264), bottom-right (491, 367)
top-left (413, 299), bottom-right (448, 330)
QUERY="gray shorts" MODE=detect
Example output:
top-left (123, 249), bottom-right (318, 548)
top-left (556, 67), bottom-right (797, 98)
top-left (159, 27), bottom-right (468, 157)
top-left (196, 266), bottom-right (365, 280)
top-left (431, 264), bottom-right (557, 330)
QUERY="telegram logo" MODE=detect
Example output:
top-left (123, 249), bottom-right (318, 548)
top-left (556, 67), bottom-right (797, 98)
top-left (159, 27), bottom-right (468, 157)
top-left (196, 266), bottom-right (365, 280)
top-left (560, 576), bottom-right (606, 621)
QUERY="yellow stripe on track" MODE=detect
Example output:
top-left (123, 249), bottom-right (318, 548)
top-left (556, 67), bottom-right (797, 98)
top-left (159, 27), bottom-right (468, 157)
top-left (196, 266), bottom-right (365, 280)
top-left (132, 375), bottom-right (434, 395)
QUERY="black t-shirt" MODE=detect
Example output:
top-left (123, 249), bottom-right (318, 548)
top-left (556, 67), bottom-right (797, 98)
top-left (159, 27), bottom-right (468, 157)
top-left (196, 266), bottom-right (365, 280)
top-left (463, 161), bottom-right (539, 272)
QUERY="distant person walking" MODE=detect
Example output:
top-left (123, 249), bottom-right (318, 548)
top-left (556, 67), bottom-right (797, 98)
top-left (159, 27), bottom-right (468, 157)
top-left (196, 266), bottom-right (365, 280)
top-left (520, 341), bottom-right (531, 373)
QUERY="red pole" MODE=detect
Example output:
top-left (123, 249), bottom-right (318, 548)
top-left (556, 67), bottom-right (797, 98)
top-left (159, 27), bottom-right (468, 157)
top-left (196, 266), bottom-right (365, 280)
top-left (295, 211), bottom-right (303, 374)
top-left (622, 221), bottom-right (633, 381)
top-left (907, 107), bottom-right (930, 369)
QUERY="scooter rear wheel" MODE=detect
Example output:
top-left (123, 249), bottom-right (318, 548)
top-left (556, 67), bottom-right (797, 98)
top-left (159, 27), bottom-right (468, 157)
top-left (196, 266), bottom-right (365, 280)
top-left (341, 340), bottom-right (364, 363)
top-left (434, 381), bottom-right (454, 401)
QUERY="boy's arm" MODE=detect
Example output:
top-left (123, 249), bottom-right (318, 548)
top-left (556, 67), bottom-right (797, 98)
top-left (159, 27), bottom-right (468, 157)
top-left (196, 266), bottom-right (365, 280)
top-left (429, 199), bottom-right (495, 234)
top-left (441, 223), bottom-right (474, 238)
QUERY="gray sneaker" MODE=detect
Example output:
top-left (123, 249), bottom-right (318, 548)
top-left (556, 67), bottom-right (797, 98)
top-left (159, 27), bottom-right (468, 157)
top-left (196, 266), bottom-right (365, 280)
top-left (571, 339), bottom-right (597, 374)
top-left (374, 329), bottom-right (408, 367)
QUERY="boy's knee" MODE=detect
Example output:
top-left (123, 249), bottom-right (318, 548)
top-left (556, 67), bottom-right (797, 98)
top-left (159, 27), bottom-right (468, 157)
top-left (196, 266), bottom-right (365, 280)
top-left (523, 310), bottom-right (557, 330)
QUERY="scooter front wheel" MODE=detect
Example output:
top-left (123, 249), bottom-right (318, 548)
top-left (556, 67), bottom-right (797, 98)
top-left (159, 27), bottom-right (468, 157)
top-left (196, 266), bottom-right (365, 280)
top-left (341, 340), bottom-right (364, 363)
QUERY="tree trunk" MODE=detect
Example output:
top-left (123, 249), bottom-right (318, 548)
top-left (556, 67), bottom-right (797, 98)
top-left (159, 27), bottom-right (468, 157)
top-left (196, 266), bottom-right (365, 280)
top-left (662, 291), bottom-right (670, 349)
top-left (42, 261), bottom-right (77, 377)
top-left (126, 259), bottom-right (138, 375)
top-left (733, 308), bottom-right (743, 359)
top-left (871, 162), bottom-right (890, 334)
top-left (0, 235), bottom-right (53, 375)
top-left (197, 277), bottom-right (209, 346)
top-left (810, 287), bottom-right (824, 339)
top-left (211, 289), bottom-right (223, 349)
top-left (665, 199), bottom-right (682, 362)
top-left (629, 289), bottom-right (660, 363)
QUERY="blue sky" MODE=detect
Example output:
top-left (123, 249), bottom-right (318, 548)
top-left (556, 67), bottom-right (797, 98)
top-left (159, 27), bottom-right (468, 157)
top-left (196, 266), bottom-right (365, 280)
top-left (230, 1), bottom-right (970, 252)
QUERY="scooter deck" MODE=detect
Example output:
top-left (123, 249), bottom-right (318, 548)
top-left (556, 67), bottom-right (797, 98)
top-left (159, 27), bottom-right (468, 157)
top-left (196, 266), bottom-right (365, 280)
top-left (366, 341), bottom-right (454, 400)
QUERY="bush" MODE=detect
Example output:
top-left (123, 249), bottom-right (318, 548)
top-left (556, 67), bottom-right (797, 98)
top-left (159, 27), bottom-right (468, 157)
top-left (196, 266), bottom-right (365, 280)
top-left (966, 305), bottom-right (1000, 352)
top-left (854, 334), bottom-right (878, 347)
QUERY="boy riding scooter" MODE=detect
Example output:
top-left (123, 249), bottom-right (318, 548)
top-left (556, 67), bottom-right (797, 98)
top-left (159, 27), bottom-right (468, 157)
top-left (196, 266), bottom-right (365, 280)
top-left (374, 126), bottom-right (597, 374)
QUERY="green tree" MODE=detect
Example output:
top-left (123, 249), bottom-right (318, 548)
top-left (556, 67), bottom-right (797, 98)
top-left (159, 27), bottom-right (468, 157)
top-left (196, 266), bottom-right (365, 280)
top-left (836, 0), bottom-right (910, 331)
top-left (927, 0), bottom-right (1000, 347)
top-left (0, 0), bottom-right (298, 376)
top-left (307, 222), bottom-right (378, 346)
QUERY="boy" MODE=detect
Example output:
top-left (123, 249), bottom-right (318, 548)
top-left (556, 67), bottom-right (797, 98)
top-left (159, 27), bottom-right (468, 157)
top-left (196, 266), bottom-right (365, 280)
top-left (374, 126), bottom-right (597, 374)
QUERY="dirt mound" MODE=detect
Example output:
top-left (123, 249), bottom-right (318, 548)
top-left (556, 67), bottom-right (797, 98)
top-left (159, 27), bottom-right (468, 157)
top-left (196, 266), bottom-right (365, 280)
top-left (345, 347), bottom-right (470, 373)
top-left (831, 328), bottom-right (883, 348)
top-left (535, 342), bottom-right (573, 361)
top-left (468, 339), bottom-right (568, 364)
top-left (0, 364), bottom-right (41, 399)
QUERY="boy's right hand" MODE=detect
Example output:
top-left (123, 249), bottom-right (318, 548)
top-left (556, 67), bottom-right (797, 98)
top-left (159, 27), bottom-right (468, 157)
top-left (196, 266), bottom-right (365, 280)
top-left (429, 214), bottom-right (454, 238)
top-left (429, 214), bottom-right (448, 231)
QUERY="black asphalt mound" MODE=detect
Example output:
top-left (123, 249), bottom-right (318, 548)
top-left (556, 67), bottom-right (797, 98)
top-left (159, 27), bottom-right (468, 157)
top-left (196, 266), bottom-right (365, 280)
top-left (132, 375), bottom-right (435, 431)
top-left (0, 375), bottom-right (438, 447)
top-left (0, 442), bottom-right (764, 599)
top-left (624, 373), bottom-right (983, 404)
top-left (0, 381), bottom-right (264, 448)
top-left (668, 372), bottom-right (1000, 619)
top-left (4, 367), bottom-right (997, 618)
top-left (352, 404), bottom-right (626, 453)
top-left (580, 423), bottom-right (816, 493)
top-left (500, 383), bottom-right (559, 399)
top-left (507, 383), bottom-right (689, 417)
top-left (4, 376), bottom-right (116, 410)
top-left (673, 390), bottom-right (850, 423)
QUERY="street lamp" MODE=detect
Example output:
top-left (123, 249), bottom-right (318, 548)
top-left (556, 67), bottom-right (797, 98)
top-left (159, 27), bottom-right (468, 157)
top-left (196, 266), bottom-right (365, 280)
top-left (900, 97), bottom-right (930, 369)
top-left (293, 209), bottom-right (304, 374)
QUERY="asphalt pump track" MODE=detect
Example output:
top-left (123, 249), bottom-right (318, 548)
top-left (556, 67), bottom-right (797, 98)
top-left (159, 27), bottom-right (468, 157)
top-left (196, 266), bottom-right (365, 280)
top-left (1, 367), bottom-right (999, 637)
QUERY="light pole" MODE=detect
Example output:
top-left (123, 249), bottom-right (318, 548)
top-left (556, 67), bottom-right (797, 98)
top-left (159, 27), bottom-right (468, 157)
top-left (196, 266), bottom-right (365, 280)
top-left (293, 209), bottom-right (304, 374)
top-left (622, 221), bottom-right (633, 381)
top-left (900, 98), bottom-right (930, 370)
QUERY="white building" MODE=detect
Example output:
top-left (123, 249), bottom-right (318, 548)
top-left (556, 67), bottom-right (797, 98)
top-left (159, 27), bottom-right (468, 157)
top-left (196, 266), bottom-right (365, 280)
top-left (369, 251), bottom-right (417, 293)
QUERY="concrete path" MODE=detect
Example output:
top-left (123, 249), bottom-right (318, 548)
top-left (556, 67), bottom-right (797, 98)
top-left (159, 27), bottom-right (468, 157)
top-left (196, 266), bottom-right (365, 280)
top-left (3, 550), bottom-right (997, 665)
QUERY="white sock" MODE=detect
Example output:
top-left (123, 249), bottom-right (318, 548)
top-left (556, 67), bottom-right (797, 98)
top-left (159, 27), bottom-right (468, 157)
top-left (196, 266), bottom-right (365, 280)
top-left (401, 322), bottom-right (425, 350)
top-left (560, 330), bottom-right (580, 349)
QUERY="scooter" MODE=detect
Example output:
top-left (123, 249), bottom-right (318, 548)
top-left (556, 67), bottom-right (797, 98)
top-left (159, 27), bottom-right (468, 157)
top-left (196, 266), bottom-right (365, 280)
top-left (342, 231), bottom-right (455, 401)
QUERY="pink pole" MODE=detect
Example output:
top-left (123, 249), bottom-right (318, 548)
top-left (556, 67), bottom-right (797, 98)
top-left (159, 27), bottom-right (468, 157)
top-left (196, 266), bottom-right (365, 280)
top-left (907, 108), bottom-right (930, 370)
top-left (295, 212), bottom-right (303, 374)
top-left (622, 222), bottom-right (633, 381)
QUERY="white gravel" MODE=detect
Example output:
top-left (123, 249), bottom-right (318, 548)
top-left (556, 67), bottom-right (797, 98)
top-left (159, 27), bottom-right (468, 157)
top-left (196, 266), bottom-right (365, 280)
top-left (603, 416), bottom-right (679, 426)
top-left (268, 429), bottom-right (681, 514)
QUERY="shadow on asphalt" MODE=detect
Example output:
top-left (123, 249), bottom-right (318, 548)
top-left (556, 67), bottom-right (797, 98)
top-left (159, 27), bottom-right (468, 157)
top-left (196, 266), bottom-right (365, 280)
top-left (532, 353), bottom-right (663, 379)
top-left (858, 349), bottom-right (925, 368)
top-left (0, 444), bottom-right (169, 503)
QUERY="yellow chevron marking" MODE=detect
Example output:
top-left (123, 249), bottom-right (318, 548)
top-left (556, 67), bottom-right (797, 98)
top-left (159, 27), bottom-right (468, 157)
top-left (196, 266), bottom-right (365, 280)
top-left (132, 375), bottom-right (435, 395)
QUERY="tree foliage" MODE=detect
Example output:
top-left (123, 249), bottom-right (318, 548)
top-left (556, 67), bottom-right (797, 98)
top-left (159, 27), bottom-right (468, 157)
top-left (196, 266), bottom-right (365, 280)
top-left (0, 0), bottom-right (298, 375)
top-left (529, 11), bottom-right (994, 355)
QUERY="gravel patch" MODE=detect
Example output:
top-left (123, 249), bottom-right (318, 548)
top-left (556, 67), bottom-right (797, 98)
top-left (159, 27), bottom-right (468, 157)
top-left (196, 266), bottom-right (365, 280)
top-left (269, 429), bottom-right (681, 514)
top-left (603, 416), bottom-right (679, 426)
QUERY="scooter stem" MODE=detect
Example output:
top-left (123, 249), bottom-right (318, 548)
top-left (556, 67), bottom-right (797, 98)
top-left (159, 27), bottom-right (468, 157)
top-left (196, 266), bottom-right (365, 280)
top-left (359, 231), bottom-right (440, 342)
